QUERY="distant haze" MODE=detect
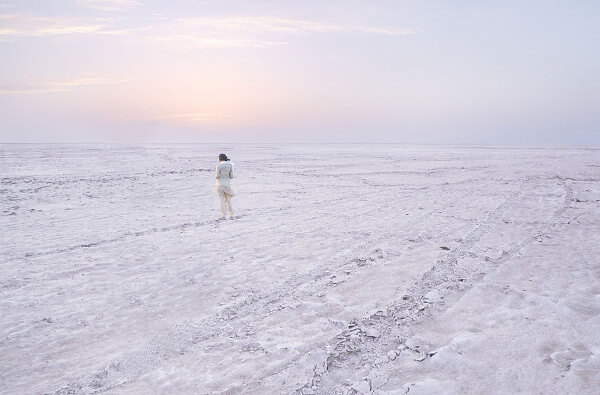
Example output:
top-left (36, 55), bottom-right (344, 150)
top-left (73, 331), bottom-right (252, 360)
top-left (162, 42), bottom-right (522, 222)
top-left (1, 0), bottom-right (599, 145)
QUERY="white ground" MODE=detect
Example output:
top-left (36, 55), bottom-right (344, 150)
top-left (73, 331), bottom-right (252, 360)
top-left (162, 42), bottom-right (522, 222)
top-left (1, 144), bottom-right (599, 394)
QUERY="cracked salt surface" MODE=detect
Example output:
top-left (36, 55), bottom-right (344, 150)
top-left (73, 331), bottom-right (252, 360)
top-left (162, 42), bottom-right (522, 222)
top-left (1, 144), bottom-right (599, 394)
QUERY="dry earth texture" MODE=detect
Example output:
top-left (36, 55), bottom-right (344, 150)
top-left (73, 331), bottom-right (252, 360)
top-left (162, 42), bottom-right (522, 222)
top-left (1, 144), bottom-right (599, 394)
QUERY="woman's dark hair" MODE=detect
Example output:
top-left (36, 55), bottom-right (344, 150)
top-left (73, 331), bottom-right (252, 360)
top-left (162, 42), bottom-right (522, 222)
top-left (219, 153), bottom-right (229, 161)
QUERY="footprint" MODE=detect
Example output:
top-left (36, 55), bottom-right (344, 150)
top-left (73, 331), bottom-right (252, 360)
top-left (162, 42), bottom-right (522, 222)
top-left (549, 345), bottom-right (591, 370)
top-left (569, 350), bottom-right (600, 372)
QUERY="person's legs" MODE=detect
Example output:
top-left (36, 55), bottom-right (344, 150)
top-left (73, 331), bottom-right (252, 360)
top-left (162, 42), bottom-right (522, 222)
top-left (217, 189), bottom-right (227, 219)
top-left (224, 194), bottom-right (233, 218)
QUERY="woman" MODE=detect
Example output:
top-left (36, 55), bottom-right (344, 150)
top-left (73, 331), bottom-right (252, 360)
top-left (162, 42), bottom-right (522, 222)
top-left (215, 153), bottom-right (235, 219)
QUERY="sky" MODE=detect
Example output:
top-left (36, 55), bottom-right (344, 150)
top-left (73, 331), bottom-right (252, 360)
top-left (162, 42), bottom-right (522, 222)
top-left (1, 0), bottom-right (599, 144)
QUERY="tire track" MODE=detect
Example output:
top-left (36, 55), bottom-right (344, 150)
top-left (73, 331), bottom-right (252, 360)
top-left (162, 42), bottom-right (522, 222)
top-left (289, 175), bottom-right (573, 394)
top-left (3, 190), bottom-right (375, 263)
top-left (51, 233), bottom-right (404, 393)
top-left (49, 178), bottom-right (522, 394)
top-left (5, 174), bottom-right (513, 263)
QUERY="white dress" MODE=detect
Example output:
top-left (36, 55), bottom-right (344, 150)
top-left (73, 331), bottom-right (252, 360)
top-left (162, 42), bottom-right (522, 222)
top-left (215, 161), bottom-right (235, 196)
top-left (215, 161), bottom-right (234, 217)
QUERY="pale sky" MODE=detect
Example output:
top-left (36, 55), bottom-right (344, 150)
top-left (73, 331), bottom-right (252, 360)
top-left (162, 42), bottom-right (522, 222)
top-left (1, 0), bottom-right (599, 144)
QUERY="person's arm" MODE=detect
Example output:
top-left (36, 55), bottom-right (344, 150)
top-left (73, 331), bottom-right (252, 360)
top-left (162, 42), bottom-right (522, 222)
top-left (229, 163), bottom-right (234, 179)
top-left (215, 164), bottom-right (220, 179)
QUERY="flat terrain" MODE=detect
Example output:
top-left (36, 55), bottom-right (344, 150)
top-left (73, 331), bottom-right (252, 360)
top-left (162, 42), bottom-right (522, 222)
top-left (1, 144), bottom-right (599, 394)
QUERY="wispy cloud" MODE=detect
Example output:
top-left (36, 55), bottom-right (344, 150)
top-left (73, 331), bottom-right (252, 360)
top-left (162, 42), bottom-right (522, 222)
top-left (150, 16), bottom-right (415, 49)
top-left (151, 34), bottom-right (289, 49)
top-left (0, 77), bottom-right (136, 94)
top-left (175, 16), bottom-right (416, 37)
top-left (0, 14), bottom-right (144, 38)
top-left (0, 13), bottom-right (414, 47)
top-left (155, 113), bottom-right (232, 122)
top-left (78, 0), bottom-right (142, 11)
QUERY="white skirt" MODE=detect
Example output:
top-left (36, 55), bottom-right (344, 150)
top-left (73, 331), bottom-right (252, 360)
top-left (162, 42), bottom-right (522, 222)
top-left (216, 180), bottom-right (235, 197)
